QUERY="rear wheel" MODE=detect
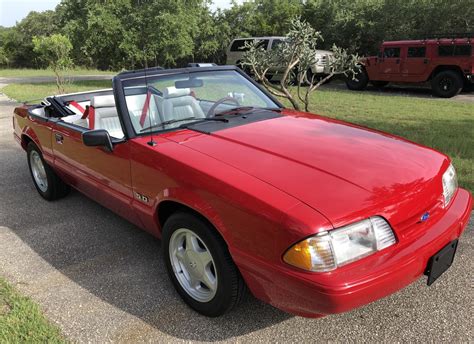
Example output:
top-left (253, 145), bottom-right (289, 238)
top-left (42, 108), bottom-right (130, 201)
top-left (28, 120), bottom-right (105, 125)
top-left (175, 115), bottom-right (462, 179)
top-left (162, 212), bottom-right (246, 317)
top-left (27, 142), bottom-right (70, 201)
top-left (431, 70), bottom-right (463, 98)
top-left (346, 68), bottom-right (369, 91)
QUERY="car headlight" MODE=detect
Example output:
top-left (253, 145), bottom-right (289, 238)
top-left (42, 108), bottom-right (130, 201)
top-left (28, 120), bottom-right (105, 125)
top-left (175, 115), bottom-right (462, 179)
top-left (283, 216), bottom-right (396, 272)
top-left (442, 163), bottom-right (458, 207)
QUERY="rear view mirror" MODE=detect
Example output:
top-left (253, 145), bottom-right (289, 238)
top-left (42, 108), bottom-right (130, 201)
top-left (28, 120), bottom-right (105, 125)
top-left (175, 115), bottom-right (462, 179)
top-left (82, 129), bottom-right (113, 152)
top-left (175, 78), bottom-right (203, 89)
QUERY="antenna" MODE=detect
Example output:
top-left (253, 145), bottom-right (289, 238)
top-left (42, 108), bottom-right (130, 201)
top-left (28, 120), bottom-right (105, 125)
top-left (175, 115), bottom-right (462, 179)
top-left (143, 64), bottom-right (156, 147)
top-left (140, 25), bottom-right (156, 147)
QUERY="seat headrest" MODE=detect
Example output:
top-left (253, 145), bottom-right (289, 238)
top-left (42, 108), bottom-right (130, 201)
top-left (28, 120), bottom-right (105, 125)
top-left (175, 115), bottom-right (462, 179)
top-left (163, 87), bottom-right (190, 99)
top-left (91, 95), bottom-right (115, 108)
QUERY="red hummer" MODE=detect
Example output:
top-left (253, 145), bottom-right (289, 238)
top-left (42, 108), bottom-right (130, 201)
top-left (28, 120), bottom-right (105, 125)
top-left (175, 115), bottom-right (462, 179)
top-left (346, 35), bottom-right (473, 97)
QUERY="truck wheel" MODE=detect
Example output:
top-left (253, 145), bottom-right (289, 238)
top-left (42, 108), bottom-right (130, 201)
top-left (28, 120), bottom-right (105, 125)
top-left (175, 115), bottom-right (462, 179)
top-left (431, 70), bottom-right (463, 98)
top-left (27, 142), bottom-right (70, 201)
top-left (371, 81), bottom-right (389, 88)
top-left (163, 212), bottom-right (246, 317)
top-left (346, 68), bottom-right (369, 91)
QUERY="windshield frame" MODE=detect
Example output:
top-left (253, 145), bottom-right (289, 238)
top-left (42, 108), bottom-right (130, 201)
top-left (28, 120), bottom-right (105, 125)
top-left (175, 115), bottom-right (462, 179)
top-left (113, 65), bottom-right (284, 139)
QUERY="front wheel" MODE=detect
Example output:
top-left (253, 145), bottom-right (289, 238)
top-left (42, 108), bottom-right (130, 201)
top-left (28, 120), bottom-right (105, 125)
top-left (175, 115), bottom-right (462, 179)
top-left (27, 142), bottom-right (70, 201)
top-left (345, 68), bottom-right (369, 91)
top-left (162, 212), bottom-right (246, 317)
top-left (431, 70), bottom-right (463, 98)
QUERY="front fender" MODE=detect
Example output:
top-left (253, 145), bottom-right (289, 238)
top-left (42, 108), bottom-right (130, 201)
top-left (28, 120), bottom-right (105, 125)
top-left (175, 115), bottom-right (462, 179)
top-left (153, 187), bottom-right (233, 245)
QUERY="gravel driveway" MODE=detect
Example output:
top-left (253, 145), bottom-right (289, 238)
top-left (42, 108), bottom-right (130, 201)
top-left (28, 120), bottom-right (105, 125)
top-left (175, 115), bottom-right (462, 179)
top-left (0, 87), bottom-right (472, 343)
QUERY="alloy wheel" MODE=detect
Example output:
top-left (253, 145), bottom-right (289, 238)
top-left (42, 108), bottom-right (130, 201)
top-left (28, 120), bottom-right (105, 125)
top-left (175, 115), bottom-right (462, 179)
top-left (29, 150), bottom-right (48, 192)
top-left (169, 228), bottom-right (218, 302)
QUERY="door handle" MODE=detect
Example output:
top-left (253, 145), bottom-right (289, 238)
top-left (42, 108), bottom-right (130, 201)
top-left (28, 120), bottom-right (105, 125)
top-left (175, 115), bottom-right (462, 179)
top-left (424, 58), bottom-right (429, 64)
top-left (396, 59), bottom-right (400, 64)
top-left (55, 133), bottom-right (64, 144)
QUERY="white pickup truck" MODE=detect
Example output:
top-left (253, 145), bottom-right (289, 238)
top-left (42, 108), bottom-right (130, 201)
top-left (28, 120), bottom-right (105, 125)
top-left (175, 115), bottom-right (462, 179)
top-left (226, 36), bottom-right (334, 80)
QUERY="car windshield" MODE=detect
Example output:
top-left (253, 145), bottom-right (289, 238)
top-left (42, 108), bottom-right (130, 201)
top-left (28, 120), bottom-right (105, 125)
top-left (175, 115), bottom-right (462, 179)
top-left (120, 69), bottom-right (280, 134)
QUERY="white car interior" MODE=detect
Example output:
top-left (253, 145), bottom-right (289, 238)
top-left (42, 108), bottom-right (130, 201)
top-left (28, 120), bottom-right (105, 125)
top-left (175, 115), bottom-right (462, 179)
top-left (160, 87), bottom-right (205, 123)
top-left (54, 69), bottom-right (279, 138)
top-left (61, 94), bottom-right (124, 139)
top-left (91, 95), bottom-right (124, 139)
top-left (126, 86), bottom-right (206, 132)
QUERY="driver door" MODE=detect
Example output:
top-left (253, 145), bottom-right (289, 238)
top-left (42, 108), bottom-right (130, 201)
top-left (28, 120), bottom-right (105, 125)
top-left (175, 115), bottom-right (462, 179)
top-left (52, 120), bottom-right (141, 226)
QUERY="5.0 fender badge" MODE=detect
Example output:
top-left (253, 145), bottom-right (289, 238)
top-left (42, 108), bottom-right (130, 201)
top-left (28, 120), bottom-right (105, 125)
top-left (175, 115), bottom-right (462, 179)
top-left (135, 192), bottom-right (149, 203)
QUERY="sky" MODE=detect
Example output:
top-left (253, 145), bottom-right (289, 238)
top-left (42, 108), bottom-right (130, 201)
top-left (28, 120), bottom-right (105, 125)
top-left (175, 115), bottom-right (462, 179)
top-left (0, 0), bottom-right (236, 27)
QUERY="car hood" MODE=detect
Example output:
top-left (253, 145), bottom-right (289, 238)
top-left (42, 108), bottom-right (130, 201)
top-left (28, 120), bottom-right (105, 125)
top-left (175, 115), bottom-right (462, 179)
top-left (167, 110), bottom-right (448, 230)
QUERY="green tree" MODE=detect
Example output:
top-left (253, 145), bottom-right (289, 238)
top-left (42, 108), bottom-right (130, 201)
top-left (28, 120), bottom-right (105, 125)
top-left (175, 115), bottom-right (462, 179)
top-left (0, 27), bottom-right (12, 67)
top-left (32, 34), bottom-right (73, 93)
top-left (0, 48), bottom-right (9, 67)
top-left (242, 17), bottom-right (359, 111)
top-left (55, 0), bottom-right (92, 67)
top-left (302, 0), bottom-right (474, 55)
top-left (4, 11), bottom-right (58, 68)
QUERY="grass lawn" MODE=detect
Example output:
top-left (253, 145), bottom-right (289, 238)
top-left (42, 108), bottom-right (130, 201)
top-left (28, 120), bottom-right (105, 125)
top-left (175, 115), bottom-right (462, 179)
top-left (0, 278), bottom-right (65, 343)
top-left (0, 68), bottom-right (115, 78)
top-left (0, 80), bottom-right (112, 103)
top-left (1, 80), bottom-right (472, 193)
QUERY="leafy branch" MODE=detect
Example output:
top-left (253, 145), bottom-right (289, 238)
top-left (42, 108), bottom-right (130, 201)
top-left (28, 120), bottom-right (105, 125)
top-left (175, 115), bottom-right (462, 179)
top-left (241, 17), bottom-right (360, 112)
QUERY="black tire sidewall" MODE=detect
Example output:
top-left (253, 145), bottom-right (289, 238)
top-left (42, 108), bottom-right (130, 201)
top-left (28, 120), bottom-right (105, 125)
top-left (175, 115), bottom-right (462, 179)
top-left (432, 71), bottom-right (463, 98)
top-left (346, 68), bottom-right (369, 90)
top-left (162, 212), bottom-right (240, 317)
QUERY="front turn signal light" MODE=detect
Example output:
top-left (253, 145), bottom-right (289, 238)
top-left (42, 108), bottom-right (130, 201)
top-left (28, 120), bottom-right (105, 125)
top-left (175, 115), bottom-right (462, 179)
top-left (283, 233), bottom-right (336, 272)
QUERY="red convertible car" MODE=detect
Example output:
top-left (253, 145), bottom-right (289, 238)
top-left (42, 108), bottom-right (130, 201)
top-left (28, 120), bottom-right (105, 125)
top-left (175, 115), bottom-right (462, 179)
top-left (13, 66), bottom-right (472, 317)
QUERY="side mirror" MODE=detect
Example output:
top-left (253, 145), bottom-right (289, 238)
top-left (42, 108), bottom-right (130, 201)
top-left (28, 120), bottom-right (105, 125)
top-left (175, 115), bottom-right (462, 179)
top-left (82, 129), bottom-right (113, 152)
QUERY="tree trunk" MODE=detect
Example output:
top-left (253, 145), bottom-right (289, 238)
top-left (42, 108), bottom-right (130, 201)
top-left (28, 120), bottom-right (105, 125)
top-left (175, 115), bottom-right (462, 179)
top-left (54, 67), bottom-right (62, 93)
top-left (289, 96), bottom-right (300, 111)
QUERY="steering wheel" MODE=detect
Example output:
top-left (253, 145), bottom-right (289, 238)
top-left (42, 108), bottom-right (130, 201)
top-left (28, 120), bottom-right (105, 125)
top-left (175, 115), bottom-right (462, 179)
top-left (207, 96), bottom-right (240, 117)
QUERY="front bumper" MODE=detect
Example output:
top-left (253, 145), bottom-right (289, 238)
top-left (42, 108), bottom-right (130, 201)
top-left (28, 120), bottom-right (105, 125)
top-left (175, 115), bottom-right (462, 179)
top-left (311, 64), bottom-right (331, 75)
top-left (235, 188), bottom-right (472, 317)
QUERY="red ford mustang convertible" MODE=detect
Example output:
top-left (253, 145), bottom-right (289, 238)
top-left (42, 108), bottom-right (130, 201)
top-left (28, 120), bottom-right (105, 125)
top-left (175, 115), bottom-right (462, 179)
top-left (13, 66), bottom-right (472, 317)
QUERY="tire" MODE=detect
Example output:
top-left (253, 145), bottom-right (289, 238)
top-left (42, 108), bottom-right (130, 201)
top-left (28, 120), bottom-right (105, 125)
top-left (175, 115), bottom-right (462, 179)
top-left (345, 68), bottom-right (369, 91)
top-left (27, 142), bottom-right (70, 201)
top-left (162, 212), bottom-right (246, 317)
top-left (431, 70), bottom-right (463, 98)
top-left (371, 80), bottom-right (389, 88)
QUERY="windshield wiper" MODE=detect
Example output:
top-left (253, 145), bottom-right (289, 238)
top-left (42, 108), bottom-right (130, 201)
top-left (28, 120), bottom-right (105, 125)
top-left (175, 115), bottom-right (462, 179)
top-left (215, 106), bottom-right (282, 116)
top-left (140, 117), bottom-right (228, 132)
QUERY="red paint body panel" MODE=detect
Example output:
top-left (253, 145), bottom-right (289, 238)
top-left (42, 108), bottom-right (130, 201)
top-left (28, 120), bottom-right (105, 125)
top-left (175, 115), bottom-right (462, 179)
top-left (234, 189), bottom-right (471, 317)
top-left (13, 95), bottom-right (472, 317)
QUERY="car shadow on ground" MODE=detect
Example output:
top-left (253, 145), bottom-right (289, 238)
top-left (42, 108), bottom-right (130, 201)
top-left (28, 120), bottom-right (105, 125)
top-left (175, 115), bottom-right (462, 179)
top-left (0, 143), bottom-right (291, 341)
